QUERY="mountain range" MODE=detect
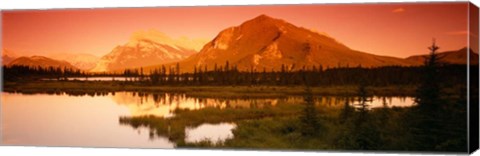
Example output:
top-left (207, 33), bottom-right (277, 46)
top-left (2, 15), bottom-right (477, 72)
top-left (165, 15), bottom-right (417, 72)
top-left (406, 47), bottom-right (479, 65)
top-left (2, 49), bottom-right (18, 65)
top-left (90, 30), bottom-right (208, 72)
top-left (146, 15), bottom-right (476, 73)
top-left (48, 53), bottom-right (100, 71)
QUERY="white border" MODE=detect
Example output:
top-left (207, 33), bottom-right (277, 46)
top-left (1, 0), bottom-right (479, 156)
top-left (0, 0), bottom-right (472, 10)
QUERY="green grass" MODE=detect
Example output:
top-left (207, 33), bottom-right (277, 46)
top-left (118, 100), bottom-right (388, 149)
top-left (119, 98), bottom-right (467, 152)
top-left (119, 102), bottom-right (304, 145)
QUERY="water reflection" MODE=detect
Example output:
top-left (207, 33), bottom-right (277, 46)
top-left (111, 92), bottom-right (414, 118)
top-left (112, 92), bottom-right (284, 117)
top-left (1, 91), bottom-right (414, 148)
top-left (3, 91), bottom-right (416, 118)
top-left (1, 92), bottom-right (174, 148)
top-left (42, 77), bottom-right (139, 81)
top-left (185, 123), bottom-right (236, 143)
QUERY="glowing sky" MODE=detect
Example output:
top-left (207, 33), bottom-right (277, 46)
top-left (1, 2), bottom-right (475, 58)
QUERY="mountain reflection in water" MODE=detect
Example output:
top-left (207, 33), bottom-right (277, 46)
top-left (1, 91), bottom-right (414, 148)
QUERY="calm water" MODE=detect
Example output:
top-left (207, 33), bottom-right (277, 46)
top-left (42, 77), bottom-right (141, 81)
top-left (185, 123), bottom-right (236, 143)
top-left (1, 92), bottom-right (414, 148)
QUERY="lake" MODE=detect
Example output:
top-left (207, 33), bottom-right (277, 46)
top-left (41, 77), bottom-right (141, 82)
top-left (1, 91), bottom-right (415, 148)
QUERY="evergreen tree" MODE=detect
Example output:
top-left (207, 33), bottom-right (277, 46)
top-left (299, 86), bottom-right (320, 136)
top-left (415, 40), bottom-right (442, 110)
top-left (405, 40), bottom-right (455, 151)
top-left (350, 84), bottom-right (381, 150)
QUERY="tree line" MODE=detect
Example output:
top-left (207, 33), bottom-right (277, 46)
top-left (3, 62), bottom-right (474, 87)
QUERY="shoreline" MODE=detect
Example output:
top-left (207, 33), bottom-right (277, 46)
top-left (2, 81), bottom-right (418, 98)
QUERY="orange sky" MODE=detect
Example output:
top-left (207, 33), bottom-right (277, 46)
top-left (1, 2), bottom-right (475, 58)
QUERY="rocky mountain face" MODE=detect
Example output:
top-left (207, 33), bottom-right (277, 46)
top-left (12, 15), bottom-right (471, 74)
top-left (90, 30), bottom-right (207, 72)
top-left (161, 15), bottom-right (414, 73)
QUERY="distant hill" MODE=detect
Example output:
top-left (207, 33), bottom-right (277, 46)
top-left (90, 30), bottom-right (208, 72)
top-left (2, 49), bottom-right (18, 65)
top-left (406, 47), bottom-right (479, 65)
top-left (8, 56), bottom-right (78, 70)
top-left (147, 14), bottom-right (414, 73)
top-left (49, 53), bottom-right (100, 71)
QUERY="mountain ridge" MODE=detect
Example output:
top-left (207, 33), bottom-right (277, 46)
top-left (2, 49), bottom-right (18, 65)
top-left (49, 53), bottom-right (100, 71)
top-left (406, 47), bottom-right (479, 65)
top-left (145, 14), bottom-right (415, 73)
top-left (7, 55), bottom-right (79, 70)
top-left (90, 30), bottom-right (207, 72)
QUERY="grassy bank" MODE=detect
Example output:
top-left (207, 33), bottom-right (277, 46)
top-left (3, 80), bottom-right (418, 97)
top-left (120, 99), bottom-right (466, 151)
top-left (119, 102), bottom-right (304, 144)
top-left (117, 100), bottom-right (446, 151)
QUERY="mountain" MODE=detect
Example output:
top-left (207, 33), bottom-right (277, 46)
top-left (156, 14), bottom-right (413, 73)
top-left (406, 47), bottom-right (479, 65)
top-left (8, 56), bottom-right (78, 70)
top-left (2, 49), bottom-right (18, 65)
top-left (49, 53), bottom-right (100, 71)
top-left (90, 30), bottom-right (208, 72)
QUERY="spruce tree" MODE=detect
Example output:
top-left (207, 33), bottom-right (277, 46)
top-left (407, 40), bottom-right (451, 151)
top-left (299, 86), bottom-right (320, 136)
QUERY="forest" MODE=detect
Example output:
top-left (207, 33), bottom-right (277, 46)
top-left (2, 63), bottom-right (474, 87)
